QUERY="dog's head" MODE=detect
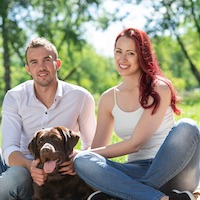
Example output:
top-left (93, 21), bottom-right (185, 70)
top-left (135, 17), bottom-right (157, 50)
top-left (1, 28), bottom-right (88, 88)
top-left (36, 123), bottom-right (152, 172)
top-left (28, 126), bottom-right (79, 174)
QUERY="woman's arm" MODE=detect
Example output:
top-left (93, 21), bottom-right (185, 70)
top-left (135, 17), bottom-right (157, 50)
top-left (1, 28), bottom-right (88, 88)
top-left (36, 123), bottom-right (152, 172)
top-left (92, 89), bottom-right (115, 148)
top-left (91, 82), bottom-right (172, 158)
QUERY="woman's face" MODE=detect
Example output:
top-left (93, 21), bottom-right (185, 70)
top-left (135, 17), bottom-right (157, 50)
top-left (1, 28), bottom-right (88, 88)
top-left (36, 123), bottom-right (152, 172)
top-left (114, 36), bottom-right (140, 77)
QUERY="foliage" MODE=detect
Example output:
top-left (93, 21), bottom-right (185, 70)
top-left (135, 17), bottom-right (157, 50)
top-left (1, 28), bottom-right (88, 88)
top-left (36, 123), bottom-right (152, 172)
top-left (62, 44), bottom-right (119, 95)
top-left (0, 0), bottom-right (121, 93)
top-left (152, 34), bottom-right (198, 91)
top-left (136, 0), bottom-right (200, 86)
top-left (0, 0), bottom-right (199, 100)
top-left (176, 89), bottom-right (200, 124)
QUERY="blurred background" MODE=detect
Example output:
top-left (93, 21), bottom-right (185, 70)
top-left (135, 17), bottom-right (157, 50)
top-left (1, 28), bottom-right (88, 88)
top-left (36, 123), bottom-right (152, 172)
top-left (0, 0), bottom-right (199, 125)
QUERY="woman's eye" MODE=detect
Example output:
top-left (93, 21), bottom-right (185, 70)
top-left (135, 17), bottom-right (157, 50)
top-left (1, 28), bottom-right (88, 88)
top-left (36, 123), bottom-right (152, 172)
top-left (114, 49), bottom-right (122, 55)
top-left (128, 51), bottom-right (135, 55)
top-left (126, 51), bottom-right (136, 57)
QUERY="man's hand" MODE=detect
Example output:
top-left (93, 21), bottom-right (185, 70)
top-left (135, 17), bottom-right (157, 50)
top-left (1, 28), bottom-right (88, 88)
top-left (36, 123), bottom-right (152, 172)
top-left (30, 159), bottom-right (48, 186)
top-left (58, 159), bottom-right (76, 175)
top-left (58, 149), bottom-right (81, 175)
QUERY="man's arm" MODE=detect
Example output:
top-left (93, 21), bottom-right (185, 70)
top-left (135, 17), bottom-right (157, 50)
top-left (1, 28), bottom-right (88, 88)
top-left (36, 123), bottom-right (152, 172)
top-left (2, 91), bottom-right (24, 166)
top-left (8, 151), bottom-right (32, 171)
top-left (78, 92), bottom-right (96, 150)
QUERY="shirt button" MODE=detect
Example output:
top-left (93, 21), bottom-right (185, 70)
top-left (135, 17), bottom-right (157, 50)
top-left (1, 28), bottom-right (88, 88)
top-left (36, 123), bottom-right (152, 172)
top-left (45, 112), bottom-right (47, 114)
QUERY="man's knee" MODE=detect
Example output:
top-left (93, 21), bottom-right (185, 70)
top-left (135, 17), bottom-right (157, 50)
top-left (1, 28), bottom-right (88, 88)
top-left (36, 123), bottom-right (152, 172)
top-left (3, 166), bottom-right (32, 186)
top-left (0, 166), bottom-right (33, 199)
top-left (12, 166), bottom-right (32, 184)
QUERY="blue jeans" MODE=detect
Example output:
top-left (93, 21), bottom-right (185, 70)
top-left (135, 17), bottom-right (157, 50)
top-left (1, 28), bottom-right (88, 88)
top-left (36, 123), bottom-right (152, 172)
top-left (74, 118), bottom-right (200, 200)
top-left (0, 149), bottom-right (33, 200)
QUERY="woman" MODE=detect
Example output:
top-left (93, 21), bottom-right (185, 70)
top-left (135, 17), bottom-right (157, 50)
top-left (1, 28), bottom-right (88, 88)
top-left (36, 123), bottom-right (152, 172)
top-left (74, 28), bottom-right (200, 200)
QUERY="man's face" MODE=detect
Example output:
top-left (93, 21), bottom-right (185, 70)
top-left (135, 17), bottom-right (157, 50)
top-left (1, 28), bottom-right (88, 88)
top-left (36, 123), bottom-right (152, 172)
top-left (25, 46), bottom-right (61, 87)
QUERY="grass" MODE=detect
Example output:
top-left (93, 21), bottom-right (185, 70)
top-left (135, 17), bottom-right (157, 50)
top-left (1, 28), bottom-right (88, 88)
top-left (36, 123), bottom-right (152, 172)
top-left (0, 90), bottom-right (200, 164)
top-left (175, 90), bottom-right (200, 124)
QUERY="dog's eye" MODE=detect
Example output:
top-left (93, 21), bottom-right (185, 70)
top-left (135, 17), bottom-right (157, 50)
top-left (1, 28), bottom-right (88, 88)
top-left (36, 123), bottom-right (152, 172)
top-left (53, 137), bottom-right (61, 142)
top-left (37, 139), bottom-right (43, 145)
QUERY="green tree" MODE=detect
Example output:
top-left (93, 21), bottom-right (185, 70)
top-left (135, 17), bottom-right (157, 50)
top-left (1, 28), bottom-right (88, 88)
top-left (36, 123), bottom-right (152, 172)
top-left (0, 0), bottom-right (120, 93)
top-left (136, 0), bottom-right (200, 87)
top-left (69, 44), bottom-right (119, 95)
top-left (0, 0), bottom-right (30, 92)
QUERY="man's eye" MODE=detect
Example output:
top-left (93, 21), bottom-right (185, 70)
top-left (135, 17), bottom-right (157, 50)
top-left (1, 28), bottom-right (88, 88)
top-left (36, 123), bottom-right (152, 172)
top-left (45, 58), bottom-right (51, 62)
top-left (30, 61), bottom-right (37, 65)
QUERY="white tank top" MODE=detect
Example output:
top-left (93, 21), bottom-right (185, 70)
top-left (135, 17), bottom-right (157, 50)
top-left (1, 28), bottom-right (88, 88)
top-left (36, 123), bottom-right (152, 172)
top-left (112, 89), bottom-right (175, 162)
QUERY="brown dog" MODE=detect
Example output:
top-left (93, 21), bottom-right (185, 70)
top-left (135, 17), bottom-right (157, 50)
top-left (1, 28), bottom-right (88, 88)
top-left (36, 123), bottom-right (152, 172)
top-left (28, 126), bottom-right (94, 200)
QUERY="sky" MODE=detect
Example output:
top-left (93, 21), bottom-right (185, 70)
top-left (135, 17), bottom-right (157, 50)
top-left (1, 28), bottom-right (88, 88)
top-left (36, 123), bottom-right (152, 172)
top-left (84, 1), bottom-right (148, 57)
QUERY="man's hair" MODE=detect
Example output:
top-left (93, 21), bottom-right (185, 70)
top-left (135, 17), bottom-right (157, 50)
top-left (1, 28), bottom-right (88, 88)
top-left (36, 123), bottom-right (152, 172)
top-left (25, 37), bottom-right (58, 64)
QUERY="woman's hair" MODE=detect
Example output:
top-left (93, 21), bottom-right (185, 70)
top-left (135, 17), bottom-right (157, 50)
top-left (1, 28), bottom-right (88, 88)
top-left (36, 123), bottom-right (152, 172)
top-left (25, 37), bottom-right (58, 64)
top-left (115, 28), bottom-right (181, 115)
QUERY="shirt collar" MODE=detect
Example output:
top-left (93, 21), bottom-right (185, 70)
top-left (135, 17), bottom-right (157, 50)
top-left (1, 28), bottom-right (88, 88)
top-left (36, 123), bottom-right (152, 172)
top-left (29, 79), bottom-right (63, 102)
top-left (56, 80), bottom-right (63, 98)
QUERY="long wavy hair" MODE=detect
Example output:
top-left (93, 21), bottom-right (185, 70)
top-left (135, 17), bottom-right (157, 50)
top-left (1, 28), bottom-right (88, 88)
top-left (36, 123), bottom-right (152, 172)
top-left (115, 28), bottom-right (181, 115)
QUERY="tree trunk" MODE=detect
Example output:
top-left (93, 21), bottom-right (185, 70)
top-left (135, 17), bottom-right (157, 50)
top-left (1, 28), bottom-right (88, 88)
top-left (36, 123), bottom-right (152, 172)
top-left (1, 0), bottom-right (11, 92)
top-left (176, 34), bottom-right (200, 86)
top-left (164, 1), bottom-right (200, 86)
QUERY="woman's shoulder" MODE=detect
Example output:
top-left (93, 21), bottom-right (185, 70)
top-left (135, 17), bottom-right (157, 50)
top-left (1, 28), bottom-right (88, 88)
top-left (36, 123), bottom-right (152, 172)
top-left (99, 86), bottom-right (117, 107)
top-left (101, 86), bottom-right (116, 97)
top-left (154, 78), bottom-right (171, 92)
top-left (154, 78), bottom-right (171, 101)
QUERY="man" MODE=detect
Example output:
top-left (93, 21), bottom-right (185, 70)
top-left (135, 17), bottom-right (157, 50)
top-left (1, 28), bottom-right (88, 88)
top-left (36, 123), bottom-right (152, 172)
top-left (0, 37), bottom-right (96, 200)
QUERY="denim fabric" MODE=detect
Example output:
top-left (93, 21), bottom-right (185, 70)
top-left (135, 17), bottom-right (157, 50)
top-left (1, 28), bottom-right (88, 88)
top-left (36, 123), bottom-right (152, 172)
top-left (74, 118), bottom-right (200, 200)
top-left (0, 149), bottom-right (7, 173)
top-left (0, 149), bottom-right (33, 200)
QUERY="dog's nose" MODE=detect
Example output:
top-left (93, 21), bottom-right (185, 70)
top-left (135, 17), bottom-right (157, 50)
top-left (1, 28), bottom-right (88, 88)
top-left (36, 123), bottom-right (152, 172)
top-left (42, 148), bottom-right (51, 153)
top-left (41, 143), bottom-right (56, 153)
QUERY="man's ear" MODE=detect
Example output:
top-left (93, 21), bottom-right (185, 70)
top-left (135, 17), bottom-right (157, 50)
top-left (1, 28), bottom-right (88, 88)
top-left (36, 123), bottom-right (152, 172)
top-left (25, 65), bottom-right (32, 76)
top-left (56, 59), bottom-right (62, 71)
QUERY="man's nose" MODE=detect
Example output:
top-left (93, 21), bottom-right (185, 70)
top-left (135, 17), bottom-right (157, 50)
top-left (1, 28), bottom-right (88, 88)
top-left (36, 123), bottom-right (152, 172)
top-left (38, 61), bottom-right (47, 69)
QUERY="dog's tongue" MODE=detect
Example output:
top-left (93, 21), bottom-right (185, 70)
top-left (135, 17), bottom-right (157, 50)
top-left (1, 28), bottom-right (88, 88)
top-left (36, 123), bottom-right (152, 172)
top-left (43, 161), bottom-right (56, 173)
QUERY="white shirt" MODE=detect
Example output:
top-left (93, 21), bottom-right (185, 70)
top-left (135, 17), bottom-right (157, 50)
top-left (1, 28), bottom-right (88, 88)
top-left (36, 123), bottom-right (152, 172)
top-left (2, 80), bottom-right (96, 165)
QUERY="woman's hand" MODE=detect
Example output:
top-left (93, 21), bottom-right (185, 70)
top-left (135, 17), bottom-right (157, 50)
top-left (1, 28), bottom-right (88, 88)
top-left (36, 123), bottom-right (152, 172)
top-left (30, 158), bottom-right (48, 186)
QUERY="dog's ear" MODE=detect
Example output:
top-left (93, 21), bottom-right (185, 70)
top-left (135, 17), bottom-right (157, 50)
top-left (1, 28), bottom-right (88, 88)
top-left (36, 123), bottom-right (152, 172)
top-left (55, 126), bottom-right (80, 153)
top-left (28, 131), bottom-right (41, 159)
top-left (66, 129), bottom-right (80, 150)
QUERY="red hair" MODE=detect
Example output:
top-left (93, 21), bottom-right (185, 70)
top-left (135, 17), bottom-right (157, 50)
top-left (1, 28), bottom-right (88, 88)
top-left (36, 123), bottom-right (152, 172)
top-left (115, 28), bottom-right (181, 115)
